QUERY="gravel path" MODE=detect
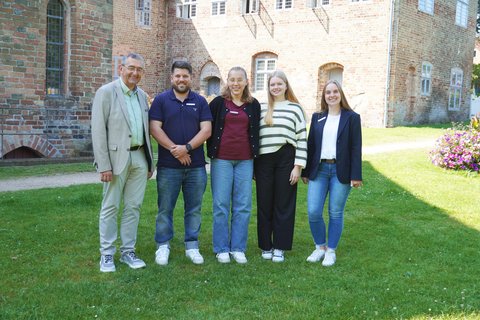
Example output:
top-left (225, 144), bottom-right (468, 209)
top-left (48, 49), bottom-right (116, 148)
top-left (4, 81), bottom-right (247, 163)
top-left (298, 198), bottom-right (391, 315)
top-left (0, 139), bottom-right (435, 192)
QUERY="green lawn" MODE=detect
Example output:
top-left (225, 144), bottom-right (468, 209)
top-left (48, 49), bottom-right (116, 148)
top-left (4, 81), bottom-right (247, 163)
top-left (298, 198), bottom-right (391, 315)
top-left (0, 145), bottom-right (479, 319)
top-left (361, 123), bottom-right (450, 146)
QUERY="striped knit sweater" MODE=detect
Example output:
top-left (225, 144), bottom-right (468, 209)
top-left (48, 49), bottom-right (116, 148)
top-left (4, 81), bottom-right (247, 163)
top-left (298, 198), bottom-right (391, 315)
top-left (259, 100), bottom-right (308, 167)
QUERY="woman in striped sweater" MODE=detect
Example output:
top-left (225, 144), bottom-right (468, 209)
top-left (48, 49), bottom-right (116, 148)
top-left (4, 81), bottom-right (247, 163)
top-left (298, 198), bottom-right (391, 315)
top-left (254, 70), bottom-right (307, 262)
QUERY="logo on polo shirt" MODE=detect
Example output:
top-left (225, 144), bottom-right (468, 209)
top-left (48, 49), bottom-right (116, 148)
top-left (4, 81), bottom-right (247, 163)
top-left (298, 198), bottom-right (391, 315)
top-left (186, 102), bottom-right (197, 111)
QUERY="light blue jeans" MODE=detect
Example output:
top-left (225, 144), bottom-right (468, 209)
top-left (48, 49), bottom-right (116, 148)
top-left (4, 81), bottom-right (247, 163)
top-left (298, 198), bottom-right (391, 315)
top-left (211, 159), bottom-right (253, 253)
top-left (154, 167), bottom-right (207, 250)
top-left (307, 163), bottom-right (351, 249)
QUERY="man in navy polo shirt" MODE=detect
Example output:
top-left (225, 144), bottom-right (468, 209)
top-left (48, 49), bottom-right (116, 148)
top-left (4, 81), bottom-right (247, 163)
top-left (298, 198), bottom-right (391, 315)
top-left (149, 61), bottom-right (212, 265)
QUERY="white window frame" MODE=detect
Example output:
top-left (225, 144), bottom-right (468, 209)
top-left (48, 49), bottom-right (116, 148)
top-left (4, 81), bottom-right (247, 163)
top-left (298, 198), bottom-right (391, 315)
top-left (176, 0), bottom-right (197, 19)
top-left (306, 0), bottom-right (330, 7)
top-left (211, 0), bottom-right (226, 15)
top-left (418, 0), bottom-right (434, 14)
top-left (242, 0), bottom-right (259, 14)
top-left (275, 0), bottom-right (293, 10)
top-left (421, 62), bottom-right (432, 96)
top-left (351, 0), bottom-right (369, 3)
top-left (254, 58), bottom-right (277, 91)
top-left (455, 0), bottom-right (469, 28)
top-left (448, 68), bottom-right (463, 110)
top-left (135, 0), bottom-right (151, 27)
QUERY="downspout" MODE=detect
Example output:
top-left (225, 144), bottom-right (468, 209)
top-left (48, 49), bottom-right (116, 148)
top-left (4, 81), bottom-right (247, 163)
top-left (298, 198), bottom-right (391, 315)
top-left (384, 0), bottom-right (395, 127)
top-left (159, 0), bottom-right (169, 93)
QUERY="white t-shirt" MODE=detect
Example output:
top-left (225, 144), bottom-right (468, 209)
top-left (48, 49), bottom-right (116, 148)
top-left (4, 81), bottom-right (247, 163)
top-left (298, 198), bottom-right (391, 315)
top-left (320, 114), bottom-right (340, 160)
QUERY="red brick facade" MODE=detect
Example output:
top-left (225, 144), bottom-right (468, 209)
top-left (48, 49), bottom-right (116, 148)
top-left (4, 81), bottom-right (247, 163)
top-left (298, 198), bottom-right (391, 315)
top-left (1, 0), bottom-right (476, 159)
top-left (0, 0), bottom-right (112, 159)
top-left (122, 0), bottom-right (476, 127)
top-left (112, 0), bottom-right (168, 99)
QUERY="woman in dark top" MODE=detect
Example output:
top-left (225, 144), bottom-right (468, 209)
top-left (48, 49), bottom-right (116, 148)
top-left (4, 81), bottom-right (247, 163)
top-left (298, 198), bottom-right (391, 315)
top-left (207, 67), bottom-right (261, 264)
top-left (302, 80), bottom-right (362, 267)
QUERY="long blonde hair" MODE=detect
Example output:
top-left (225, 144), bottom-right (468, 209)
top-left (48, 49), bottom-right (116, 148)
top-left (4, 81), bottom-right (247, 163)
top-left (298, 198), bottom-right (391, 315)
top-left (265, 70), bottom-right (300, 126)
top-left (221, 66), bottom-right (253, 103)
top-left (320, 80), bottom-right (353, 112)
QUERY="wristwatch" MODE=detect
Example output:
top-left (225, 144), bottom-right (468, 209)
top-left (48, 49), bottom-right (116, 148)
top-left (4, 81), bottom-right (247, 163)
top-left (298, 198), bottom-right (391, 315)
top-left (185, 143), bottom-right (193, 153)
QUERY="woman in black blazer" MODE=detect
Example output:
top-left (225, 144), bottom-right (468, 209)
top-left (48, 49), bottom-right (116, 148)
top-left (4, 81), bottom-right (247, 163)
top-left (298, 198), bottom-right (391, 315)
top-left (302, 80), bottom-right (362, 267)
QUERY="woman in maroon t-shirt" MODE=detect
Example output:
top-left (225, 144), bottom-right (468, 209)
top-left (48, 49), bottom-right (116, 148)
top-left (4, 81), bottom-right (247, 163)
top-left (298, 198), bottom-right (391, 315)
top-left (206, 67), bottom-right (261, 264)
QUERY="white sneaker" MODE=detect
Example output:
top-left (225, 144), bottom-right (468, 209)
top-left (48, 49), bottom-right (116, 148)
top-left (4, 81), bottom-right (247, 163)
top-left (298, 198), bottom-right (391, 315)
top-left (216, 252), bottom-right (230, 263)
top-left (272, 249), bottom-right (284, 263)
top-left (261, 250), bottom-right (273, 260)
top-left (230, 251), bottom-right (247, 264)
top-left (155, 245), bottom-right (170, 266)
top-left (322, 249), bottom-right (336, 267)
top-left (306, 247), bottom-right (326, 263)
top-left (186, 249), bottom-right (204, 265)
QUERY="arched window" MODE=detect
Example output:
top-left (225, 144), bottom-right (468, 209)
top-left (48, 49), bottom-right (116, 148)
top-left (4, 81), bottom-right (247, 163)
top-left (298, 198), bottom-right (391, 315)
top-left (46, 0), bottom-right (64, 95)
top-left (448, 68), bottom-right (463, 110)
top-left (421, 62), bottom-right (432, 96)
top-left (253, 52), bottom-right (277, 91)
top-left (328, 67), bottom-right (343, 84)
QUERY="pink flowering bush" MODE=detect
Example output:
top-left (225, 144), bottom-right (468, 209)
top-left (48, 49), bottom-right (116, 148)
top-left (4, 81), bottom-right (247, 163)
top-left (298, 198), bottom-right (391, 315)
top-left (430, 116), bottom-right (480, 172)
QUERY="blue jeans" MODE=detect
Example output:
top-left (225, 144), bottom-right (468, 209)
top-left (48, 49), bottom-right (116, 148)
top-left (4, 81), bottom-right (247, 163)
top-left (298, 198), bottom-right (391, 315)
top-left (155, 167), bottom-right (207, 250)
top-left (211, 159), bottom-right (253, 253)
top-left (307, 163), bottom-right (351, 249)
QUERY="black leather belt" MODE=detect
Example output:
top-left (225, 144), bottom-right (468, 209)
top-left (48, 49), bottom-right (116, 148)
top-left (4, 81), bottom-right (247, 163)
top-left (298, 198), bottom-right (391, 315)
top-left (321, 159), bottom-right (336, 164)
top-left (129, 145), bottom-right (143, 151)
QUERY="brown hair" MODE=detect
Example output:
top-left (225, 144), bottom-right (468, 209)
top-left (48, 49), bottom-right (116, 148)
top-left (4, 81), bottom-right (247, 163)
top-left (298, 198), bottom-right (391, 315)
top-left (265, 70), bottom-right (300, 126)
top-left (320, 80), bottom-right (353, 112)
top-left (221, 66), bottom-right (253, 103)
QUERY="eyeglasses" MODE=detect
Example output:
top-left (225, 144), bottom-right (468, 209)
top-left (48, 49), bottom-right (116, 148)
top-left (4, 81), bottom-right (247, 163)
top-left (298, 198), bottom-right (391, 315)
top-left (122, 65), bottom-right (145, 73)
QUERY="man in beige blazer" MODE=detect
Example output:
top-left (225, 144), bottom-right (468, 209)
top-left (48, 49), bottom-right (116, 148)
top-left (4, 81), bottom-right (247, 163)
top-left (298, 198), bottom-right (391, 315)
top-left (92, 53), bottom-right (154, 272)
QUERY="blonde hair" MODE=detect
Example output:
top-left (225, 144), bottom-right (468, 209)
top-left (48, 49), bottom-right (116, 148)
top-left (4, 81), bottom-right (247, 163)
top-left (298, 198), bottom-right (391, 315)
top-left (221, 66), bottom-right (253, 103)
top-left (265, 70), bottom-right (300, 126)
top-left (320, 80), bottom-right (353, 112)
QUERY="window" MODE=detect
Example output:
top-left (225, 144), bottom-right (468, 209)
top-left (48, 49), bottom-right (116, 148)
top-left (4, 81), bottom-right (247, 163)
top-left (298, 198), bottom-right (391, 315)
top-left (46, 0), bottom-right (64, 95)
top-left (455, 0), bottom-right (469, 27)
top-left (242, 0), bottom-right (259, 14)
top-left (306, 0), bottom-right (329, 7)
top-left (418, 0), bottom-right (434, 14)
top-left (276, 0), bottom-right (293, 10)
top-left (351, 0), bottom-right (369, 3)
top-left (212, 0), bottom-right (226, 15)
top-left (329, 68), bottom-right (343, 84)
top-left (254, 58), bottom-right (277, 91)
top-left (448, 68), bottom-right (463, 110)
top-left (207, 78), bottom-right (221, 96)
top-left (177, 0), bottom-right (197, 18)
top-left (421, 62), bottom-right (432, 96)
top-left (135, 0), bottom-right (151, 27)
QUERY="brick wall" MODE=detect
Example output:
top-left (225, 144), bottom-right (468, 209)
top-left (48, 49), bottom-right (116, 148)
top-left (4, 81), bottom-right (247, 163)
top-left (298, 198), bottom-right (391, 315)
top-left (158, 0), bottom-right (474, 127)
top-left (162, 0), bottom-right (392, 126)
top-left (112, 0), bottom-right (168, 99)
top-left (0, 0), bottom-right (113, 158)
top-left (388, 0), bottom-right (476, 126)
